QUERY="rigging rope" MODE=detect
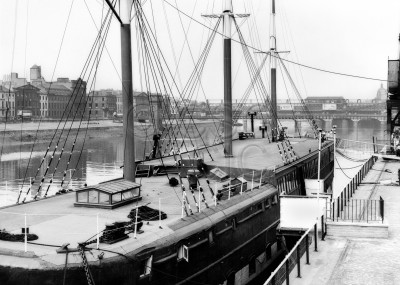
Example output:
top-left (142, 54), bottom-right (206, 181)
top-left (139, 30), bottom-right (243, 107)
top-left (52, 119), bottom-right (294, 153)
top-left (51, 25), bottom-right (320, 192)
top-left (162, 0), bottom-right (394, 84)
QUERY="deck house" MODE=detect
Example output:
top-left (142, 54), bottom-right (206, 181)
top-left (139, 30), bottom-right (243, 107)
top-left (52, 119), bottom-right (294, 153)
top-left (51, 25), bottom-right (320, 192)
top-left (74, 179), bottom-right (142, 209)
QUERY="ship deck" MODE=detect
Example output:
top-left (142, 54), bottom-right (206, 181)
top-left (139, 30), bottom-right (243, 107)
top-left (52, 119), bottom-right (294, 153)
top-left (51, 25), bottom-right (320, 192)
top-left (146, 137), bottom-right (319, 170)
top-left (0, 137), bottom-right (319, 268)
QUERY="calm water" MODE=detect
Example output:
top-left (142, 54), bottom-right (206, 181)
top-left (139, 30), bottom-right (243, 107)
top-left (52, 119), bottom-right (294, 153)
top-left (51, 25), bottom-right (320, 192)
top-left (0, 119), bottom-right (385, 206)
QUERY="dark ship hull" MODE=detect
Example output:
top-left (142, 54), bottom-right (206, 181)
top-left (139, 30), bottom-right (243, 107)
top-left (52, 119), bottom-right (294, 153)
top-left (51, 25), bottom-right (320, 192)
top-left (0, 141), bottom-right (334, 285)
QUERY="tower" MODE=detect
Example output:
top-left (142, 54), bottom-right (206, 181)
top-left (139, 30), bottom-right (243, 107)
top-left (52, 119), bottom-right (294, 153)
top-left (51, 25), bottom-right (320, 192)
top-left (30, 65), bottom-right (41, 81)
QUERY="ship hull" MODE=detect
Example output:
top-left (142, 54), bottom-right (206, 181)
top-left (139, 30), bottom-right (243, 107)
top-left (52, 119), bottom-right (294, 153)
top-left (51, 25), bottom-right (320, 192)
top-left (0, 141), bottom-right (334, 285)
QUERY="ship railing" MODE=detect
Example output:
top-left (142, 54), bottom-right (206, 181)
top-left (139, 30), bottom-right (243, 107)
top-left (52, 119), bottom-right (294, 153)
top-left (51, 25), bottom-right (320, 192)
top-left (263, 219), bottom-right (325, 285)
top-left (213, 168), bottom-right (276, 201)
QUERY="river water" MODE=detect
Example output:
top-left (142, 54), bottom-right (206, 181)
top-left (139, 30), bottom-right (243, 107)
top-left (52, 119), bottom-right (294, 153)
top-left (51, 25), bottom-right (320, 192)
top-left (0, 119), bottom-right (386, 207)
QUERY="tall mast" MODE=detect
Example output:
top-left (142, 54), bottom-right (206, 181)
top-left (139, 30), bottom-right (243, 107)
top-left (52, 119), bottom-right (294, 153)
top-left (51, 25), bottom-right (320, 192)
top-left (120, 0), bottom-right (135, 181)
top-left (223, 0), bottom-right (233, 156)
top-left (270, 0), bottom-right (278, 142)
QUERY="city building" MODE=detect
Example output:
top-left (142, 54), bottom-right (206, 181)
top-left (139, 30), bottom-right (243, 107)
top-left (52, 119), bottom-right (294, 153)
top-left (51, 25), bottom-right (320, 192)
top-left (1, 73), bottom-right (27, 89)
top-left (37, 83), bottom-right (72, 118)
top-left (30, 65), bottom-right (48, 88)
top-left (88, 89), bottom-right (117, 119)
top-left (13, 83), bottom-right (41, 117)
top-left (53, 77), bottom-right (87, 118)
top-left (133, 92), bottom-right (171, 122)
top-left (375, 83), bottom-right (387, 103)
top-left (115, 90), bottom-right (123, 115)
top-left (0, 86), bottom-right (15, 120)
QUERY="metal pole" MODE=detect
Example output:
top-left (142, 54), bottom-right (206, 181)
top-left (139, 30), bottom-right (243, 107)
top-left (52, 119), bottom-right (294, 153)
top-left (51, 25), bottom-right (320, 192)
top-left (24, 213), bottom-right (27, 253)
top-left (159, 198), bottom-right (162, 228)
top-left (198, 187), bottom-right (202, 210)
top-left (285, 259), bottom-right (290, 285)
top-left (270, 0), bottom-right (278, 142)
top-left (251, 170), bottom-right (255, 190)
top-left (134, 206), bottom-right (138, 239)
top-left (317, 129), bottom-right (322, 218)
top-left (332, 126), bottom-right (336, 195)
top-left (314, 223), bottom-right (318, 252)
top-left (223, 0), bottom-right (233, 157)
top-left (305, 234), bottom-right (310, 265)
top-left (296, 245), bottom-right (301, 278)
top-left (215, 182), bottom-right (218, 206)
top-left (120, 0), bottom-right (136, 181)
top-left (96, 213), bottom-right (99, 249)
top-left (181, 191), bottom-right (185, 218)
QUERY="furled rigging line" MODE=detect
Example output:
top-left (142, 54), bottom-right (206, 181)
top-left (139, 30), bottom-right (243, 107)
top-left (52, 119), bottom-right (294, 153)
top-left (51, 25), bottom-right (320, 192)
top-left (40, 8), bottom-right (114, 197)
top-left (278, 55), bottom-right (319, 136)
top-left (19, 0), bottom-right (30, 179)
top-left (159, 10), bottom-right (220, 141)
top-left (165, 17), bottom-right (222, 151)
top-left (83, 0), bottom-right (122, 81)
top-left (56, 7), bottom-right (114, 192)
top-left (163, 0), bottom-right (394, 84)
top-left (246, 0), bottom-right (270, 92)
top-left (16, 0), bottom-right (78, 203)
top-left (278, 61), bottom-right (302, 137)
top-left (233, 19), bottom-right (276, 127)
top-left (279, 0), bottom-right (309, 101)
top-left (135, 2), bottom-right (214, 161)
top-left (134, 1), bottom-right (189, 176)
top-left (134, 2), bottom-right (193, 164)
top-left (19, 1), bottom-right (113, 203)
top-left (69, 0), bottom-right (128, 184)
top-left (0, 0), bottom-right (19, 166)
top-left (234, 17), bottom-right (298, 145)
top-left (171, 0), bottom-right (221, 141)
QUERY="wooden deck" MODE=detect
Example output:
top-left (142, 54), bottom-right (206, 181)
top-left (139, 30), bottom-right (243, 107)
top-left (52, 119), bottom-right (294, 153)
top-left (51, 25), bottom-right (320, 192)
top-left (0, 137), bottom-right (319, 269)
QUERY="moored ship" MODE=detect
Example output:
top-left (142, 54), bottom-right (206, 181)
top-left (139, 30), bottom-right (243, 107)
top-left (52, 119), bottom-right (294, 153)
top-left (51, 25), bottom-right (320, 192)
top-left (0, 1), bottom-right (334, 284)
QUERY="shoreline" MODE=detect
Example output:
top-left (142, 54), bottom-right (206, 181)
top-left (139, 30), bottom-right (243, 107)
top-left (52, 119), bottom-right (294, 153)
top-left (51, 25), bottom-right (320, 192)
top-left (0, 119), bottom-right (219, 143)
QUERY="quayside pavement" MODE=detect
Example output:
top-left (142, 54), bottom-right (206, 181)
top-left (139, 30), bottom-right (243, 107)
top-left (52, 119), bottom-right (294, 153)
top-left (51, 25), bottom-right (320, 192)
top-left (289, 157), bottom-right (400, 285)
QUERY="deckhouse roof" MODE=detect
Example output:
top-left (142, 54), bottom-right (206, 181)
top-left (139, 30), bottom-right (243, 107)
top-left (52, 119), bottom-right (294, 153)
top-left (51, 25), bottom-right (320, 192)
top-left (79, 178), bottom-right (140, 194)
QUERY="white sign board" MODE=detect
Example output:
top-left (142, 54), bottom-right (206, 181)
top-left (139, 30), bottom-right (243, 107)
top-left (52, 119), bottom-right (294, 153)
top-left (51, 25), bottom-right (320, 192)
top-left (280, 196), bottom-right (326, 229)
top-left (304, 179), bottom-right (325, 196)
top-left (322, 104), bottom-right (337, 110)
top-left (280, 104), bottom-right (293, 111)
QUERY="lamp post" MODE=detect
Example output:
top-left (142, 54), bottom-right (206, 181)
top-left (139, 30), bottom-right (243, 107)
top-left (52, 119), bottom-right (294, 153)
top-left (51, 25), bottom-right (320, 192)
top-left (317, 128), bottom-right (322, 219)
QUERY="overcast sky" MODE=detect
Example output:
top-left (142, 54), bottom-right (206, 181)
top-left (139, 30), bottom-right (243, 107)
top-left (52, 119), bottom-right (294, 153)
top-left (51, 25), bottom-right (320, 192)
top-left (1, 0), bottom-right (399, 101)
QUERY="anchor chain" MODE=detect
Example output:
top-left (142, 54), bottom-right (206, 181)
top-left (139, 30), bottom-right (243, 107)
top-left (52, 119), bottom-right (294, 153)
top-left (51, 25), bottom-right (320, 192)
top-left (78, 245), bottom-right (95, 285)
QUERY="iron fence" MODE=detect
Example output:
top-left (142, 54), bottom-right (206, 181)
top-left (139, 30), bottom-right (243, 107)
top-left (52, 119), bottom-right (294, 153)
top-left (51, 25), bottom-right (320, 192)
top-left (330, 197), bottom-right (384, 223)
top-left (264, 220), bottom-right (325, 285)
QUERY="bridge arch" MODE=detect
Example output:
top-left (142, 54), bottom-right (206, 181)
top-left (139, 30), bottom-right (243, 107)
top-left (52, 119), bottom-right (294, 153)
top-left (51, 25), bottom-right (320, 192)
top-left (357, 118), bottom-right (382, 129)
